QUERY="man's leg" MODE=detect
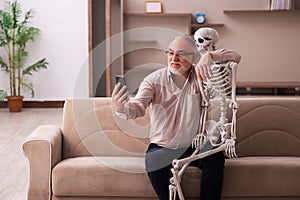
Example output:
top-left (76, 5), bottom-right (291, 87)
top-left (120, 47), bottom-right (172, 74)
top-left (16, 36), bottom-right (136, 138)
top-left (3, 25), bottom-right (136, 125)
top-left (147, 164), bottom-right (171, 200)
top-left (145, 143), bottom-right (187, 200)
top-left (198, 151), bottom-right (225, 200)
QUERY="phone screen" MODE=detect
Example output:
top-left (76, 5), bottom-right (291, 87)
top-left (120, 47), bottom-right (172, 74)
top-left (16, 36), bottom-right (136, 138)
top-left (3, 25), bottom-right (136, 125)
top-left (115, 75), bottom-right (127, 94)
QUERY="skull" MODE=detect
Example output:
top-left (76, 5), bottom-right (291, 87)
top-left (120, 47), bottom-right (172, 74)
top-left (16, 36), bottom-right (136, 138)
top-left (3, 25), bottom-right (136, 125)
top-left (194, 27), bottom-right (219, 55)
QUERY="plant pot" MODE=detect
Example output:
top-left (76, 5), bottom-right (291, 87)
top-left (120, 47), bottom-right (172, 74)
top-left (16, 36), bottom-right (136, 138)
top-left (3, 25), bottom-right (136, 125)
top-left (7, 96), bottom-right (24, 112)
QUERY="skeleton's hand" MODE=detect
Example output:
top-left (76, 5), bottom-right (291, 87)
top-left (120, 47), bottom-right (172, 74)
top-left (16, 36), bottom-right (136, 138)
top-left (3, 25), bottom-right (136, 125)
top-left (195, 52), bottom-right (214, 82)
top-left (229, 98), bottom-right (238, 109)
top-left (111, 83), bottom-right (129, 113)
top-left (225, 138), bottom-right (237, 158)
top-left (192, 133), bottom-right (207, 150)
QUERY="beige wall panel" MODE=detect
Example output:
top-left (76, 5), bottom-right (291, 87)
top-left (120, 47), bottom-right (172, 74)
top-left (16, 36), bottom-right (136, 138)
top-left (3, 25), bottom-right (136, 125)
top-left (123, 0), bottom-right (300, 83)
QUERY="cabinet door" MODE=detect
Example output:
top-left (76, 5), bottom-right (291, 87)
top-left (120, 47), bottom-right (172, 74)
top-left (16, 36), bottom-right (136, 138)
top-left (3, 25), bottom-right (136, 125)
top-left (106, 0), bottom-right (124, 96)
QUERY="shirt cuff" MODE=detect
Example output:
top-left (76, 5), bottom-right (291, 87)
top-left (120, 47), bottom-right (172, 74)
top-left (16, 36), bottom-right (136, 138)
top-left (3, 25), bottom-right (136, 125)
top-left (113, 103), bottom-right (130, 120)
top-left (114, 111), bottom-right (128, 120)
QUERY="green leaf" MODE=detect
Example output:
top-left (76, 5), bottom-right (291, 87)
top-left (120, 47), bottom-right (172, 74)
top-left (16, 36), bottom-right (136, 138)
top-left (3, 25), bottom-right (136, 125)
top-left (2, 12), bottom-right (13, 29)
top-left (11, 1), bottom-right (22, 28)
top-left (23, 58), bottom-right (48, 76)
top-left (17, 26), bottom-right (40, 47)
top-left (20, 80), bottom-right (34, 97)
top-left (0, 56), bottom-right (9, 71)
top-left (0, 89), bottom-right (7, 101)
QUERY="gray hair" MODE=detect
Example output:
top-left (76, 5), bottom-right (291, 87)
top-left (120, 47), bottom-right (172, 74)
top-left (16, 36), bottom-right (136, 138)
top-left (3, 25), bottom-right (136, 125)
top-left (170, 34), bottom-right (198, 53)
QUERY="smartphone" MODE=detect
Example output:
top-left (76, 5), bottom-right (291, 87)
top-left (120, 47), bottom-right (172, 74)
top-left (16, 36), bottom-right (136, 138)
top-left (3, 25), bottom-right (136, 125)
top-left (115, 75), bottom-right (127, 95)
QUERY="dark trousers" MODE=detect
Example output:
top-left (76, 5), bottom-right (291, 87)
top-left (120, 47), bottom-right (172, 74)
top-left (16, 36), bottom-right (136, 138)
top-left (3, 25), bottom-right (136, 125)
top-left (145, 143), bottom-right (225, 200)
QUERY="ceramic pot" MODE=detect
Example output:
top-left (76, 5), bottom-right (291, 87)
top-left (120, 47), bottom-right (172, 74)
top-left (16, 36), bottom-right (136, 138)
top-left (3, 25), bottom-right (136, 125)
top-left (7, 96), bottom-right (24, 112)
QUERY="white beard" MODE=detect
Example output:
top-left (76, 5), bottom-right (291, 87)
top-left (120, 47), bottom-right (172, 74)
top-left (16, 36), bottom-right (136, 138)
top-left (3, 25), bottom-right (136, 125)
top-left (169, 62), bottom-right (188, 75)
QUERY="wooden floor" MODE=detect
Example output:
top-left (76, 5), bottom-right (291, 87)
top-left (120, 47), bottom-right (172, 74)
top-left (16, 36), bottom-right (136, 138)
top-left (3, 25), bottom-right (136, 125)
top-left (0, 108), bottom-right (63, 200)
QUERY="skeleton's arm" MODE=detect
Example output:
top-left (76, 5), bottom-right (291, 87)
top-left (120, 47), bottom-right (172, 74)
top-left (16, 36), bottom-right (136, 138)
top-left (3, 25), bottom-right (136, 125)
top-left (192, 78), bottom-right (209, 150)
top-left (224, 61), bottom-right (238, 158)
top-left (229, 61), bottom-right (238, 112)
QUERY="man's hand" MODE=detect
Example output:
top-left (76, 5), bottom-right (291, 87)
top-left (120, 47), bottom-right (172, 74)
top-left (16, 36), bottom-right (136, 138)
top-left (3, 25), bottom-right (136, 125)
top-left (111, 82), bottom-right (129, 113)
top-left (195, 52), bottom-right (213, 82)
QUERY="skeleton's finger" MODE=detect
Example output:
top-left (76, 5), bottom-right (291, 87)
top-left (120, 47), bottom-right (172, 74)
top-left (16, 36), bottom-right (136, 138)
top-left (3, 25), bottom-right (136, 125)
top-left (225, 144), bottom-right (230, 158)
top-left (225, 141), bottom-right (232, 158)
top-left (230, 145), bottom-right (234, 158)
top-left (226, 143), bottom-right (237, 158)
top-left (232, 146), bottom-right (237, 158)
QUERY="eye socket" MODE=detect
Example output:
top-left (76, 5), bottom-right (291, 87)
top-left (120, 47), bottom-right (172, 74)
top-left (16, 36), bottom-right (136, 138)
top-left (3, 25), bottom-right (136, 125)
top-left (198, 38), bottom-right (204, 43)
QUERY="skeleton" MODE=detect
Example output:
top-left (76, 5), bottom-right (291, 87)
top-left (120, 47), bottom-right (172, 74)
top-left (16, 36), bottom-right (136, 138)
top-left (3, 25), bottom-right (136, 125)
top-left (169, 28), bottom-right (239, 200)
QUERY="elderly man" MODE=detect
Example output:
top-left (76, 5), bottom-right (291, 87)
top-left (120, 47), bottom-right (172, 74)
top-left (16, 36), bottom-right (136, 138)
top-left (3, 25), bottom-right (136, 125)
top-left (112, 35), bottom-right (241, 200)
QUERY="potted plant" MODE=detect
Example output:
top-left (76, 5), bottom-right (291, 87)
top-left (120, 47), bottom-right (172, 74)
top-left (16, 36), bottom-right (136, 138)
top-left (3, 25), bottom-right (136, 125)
top-left (0, 1), bottom-right (48, 112)
top-left (0, 89), bottom-right (7, 101)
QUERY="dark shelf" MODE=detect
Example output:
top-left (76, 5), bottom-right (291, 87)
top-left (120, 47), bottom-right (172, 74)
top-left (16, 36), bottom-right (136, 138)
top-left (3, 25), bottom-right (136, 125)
top-left (191, 23), bottom-right (224, 28)
top-left (223, 9), bottom-right (300, 13)
top-left (236, 82), bottom-right (300, 96)
top-left (191, 23), bottom-right (224, 34)
top-left (124, 13), bottom-right (192, 17)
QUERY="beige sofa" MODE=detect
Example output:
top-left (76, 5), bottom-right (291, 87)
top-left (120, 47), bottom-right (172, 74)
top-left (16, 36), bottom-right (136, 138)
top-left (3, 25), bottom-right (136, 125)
top-left (22, 97), bottom-right (300, 200)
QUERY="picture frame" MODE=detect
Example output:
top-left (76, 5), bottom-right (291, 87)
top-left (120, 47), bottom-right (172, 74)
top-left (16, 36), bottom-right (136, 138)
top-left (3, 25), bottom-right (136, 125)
top-left (145, 1), bottom-right (162, 14)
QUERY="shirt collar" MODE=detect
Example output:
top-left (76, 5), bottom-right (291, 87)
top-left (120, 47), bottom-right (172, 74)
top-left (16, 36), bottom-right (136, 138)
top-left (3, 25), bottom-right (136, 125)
top-left (167, 65), bottom-right (195, 83)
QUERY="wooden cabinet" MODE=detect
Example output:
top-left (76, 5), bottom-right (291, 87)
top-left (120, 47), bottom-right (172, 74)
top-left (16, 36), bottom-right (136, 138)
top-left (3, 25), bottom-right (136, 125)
top-left (105, 0), bottom-right (124, 96)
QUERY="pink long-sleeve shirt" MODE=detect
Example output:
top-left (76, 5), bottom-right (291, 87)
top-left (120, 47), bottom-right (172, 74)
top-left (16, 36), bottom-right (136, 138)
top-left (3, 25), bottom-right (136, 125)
top-left (122, 49), bottom-right (241, 148)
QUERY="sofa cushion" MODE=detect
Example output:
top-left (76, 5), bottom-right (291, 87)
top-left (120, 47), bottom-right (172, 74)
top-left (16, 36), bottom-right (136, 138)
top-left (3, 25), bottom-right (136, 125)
top-left (52, 156), bottom-right (300, 198)
top-left (222, 156), bottom-right (300, 197)
top-left (177, 157), bottom-right (300, 198)
top-left (52, 156), bottom-right (156, 197)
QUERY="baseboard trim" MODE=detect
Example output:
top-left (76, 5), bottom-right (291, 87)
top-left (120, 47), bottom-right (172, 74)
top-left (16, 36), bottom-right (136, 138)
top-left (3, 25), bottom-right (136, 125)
top-left (0, 100), bottom-right (65, 108)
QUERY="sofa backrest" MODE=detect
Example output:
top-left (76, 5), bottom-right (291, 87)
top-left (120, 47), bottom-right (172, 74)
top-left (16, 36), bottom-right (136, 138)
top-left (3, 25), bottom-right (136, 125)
top-left (234, 97), bottom-right (300, 156)
top-left (62, 98), bottom-right (150, 159)
top-left (62, 97), bottom-right (300, 159)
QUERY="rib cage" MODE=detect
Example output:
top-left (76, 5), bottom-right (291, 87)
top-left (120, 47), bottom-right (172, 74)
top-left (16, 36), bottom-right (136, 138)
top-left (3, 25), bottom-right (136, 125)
top-left (204, 63), bottom-right (232, 99)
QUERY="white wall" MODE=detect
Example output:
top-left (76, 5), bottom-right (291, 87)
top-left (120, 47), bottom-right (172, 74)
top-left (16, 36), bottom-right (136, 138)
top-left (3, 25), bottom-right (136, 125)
top-left (0, 0), bottom-right (89, 100)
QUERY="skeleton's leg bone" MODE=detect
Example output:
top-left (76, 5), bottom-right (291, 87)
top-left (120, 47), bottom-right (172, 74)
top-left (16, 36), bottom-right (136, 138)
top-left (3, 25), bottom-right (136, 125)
top-left (171, 143), bottom-right (227, 197)
top-left (170, 168), bottom-right (185, 200)
top-left (172, 143), bottom-right (227, 171)
top-left (169, 149), bottom-right (199, 200)
top-left (178, 149), bottom-right (199, 176)
top-left (169, 183), bottom-right (176, 200)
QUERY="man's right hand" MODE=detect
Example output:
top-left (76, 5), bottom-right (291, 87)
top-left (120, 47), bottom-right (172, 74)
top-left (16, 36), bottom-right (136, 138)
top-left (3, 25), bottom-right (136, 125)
top-left (111, 82), bottom-right (128, 113)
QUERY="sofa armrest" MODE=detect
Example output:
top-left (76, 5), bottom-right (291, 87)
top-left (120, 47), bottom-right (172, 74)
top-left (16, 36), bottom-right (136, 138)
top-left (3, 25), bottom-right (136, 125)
top-left (22, 125), bottom-right (62, 200)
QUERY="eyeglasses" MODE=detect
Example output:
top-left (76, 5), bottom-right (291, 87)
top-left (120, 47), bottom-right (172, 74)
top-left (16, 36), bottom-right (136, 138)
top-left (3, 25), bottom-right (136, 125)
top-left (165, 50), bottom-right (195, 58)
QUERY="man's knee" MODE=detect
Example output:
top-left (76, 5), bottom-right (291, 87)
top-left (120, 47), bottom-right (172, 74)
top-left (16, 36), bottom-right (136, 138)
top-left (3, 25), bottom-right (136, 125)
top-left (203, 151), bottom-right (225, 170)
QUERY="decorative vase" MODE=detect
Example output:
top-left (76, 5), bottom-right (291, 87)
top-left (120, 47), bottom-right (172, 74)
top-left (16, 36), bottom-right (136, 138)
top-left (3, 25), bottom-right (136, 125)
top-left (7, 96), bottom-right (24, 112)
